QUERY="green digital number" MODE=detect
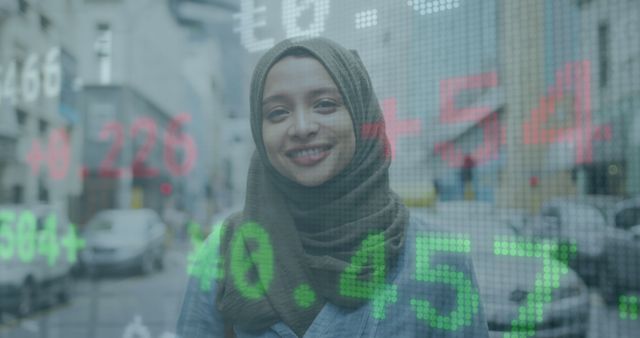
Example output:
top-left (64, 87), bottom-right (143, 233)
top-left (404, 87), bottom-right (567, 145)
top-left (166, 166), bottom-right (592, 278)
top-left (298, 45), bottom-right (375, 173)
top-left (188, 221), bottom-right (205, 247)
top-left (339, 233), bottom-right (397, 320)
top-left (187, 221), bottom-right (226, 291)
top-left (494, 237), bottom-right (575, 337)
top-left (619, 295), bottom-right (638, 320)
top-left (230, 221), bottom-right (274, 300)
top-left (0, 211), bottom-right (15, 260)
top-left (16, 211), bottom-right (37, 263)
top-left (37, 214), bottom-right (60, 266)
top-left (60, 223), bottom-right (85, 264)
top-left (0, 211), bottom-right (81, 265)
top-left (412, 233), bottom-right (479, 331)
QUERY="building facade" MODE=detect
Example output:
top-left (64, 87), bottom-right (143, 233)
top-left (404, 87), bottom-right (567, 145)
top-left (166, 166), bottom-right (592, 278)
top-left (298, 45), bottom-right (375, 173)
top-left (0, 0), bottom-right (83, 219)
top-left (575, 0), bottom-right (640, 196)
top-left (75, 0), bottom-right (231, 225)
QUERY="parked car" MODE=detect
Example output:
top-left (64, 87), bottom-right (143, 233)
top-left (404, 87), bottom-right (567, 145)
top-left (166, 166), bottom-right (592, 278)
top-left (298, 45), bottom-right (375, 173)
top-left (421, 208), bottom-right (590, 338)
top-left (494, 207), bottom-right (532, 235)
top-left (536, 196), bottom-right (623, 284)
top-left (599, 197), bottom-right (640, 304)
top-left (0, 205), bottom-right (74, 317)
top-left (80, 209), bottom-right (166, 276)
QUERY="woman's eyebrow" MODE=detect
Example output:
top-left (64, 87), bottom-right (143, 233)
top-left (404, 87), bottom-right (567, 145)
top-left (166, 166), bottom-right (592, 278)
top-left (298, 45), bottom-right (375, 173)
top-left (262, 94), bottom-right (288, 107)
top-left (308, 87), bottom-right (342, 99)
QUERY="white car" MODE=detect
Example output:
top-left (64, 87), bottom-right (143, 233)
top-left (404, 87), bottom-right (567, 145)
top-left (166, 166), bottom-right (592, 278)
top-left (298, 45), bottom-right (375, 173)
top-left (81, 209), bottom-right (167, 276)
top-left (414, 206), bottom-right (590, 338)
top-left (600, 197), bottom-right (640, 304)
top-left (0, 205), bottom-right (74, 317)
top-left (538, 196), bottom-right (622, 284)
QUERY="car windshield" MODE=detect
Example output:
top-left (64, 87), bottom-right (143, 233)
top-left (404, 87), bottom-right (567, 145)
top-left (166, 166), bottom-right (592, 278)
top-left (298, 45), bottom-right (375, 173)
top-left (562, 203), bottom-right (607, 227)
top-left (586, 198), bottom-right (622, 220)
top-left (86, 212), bottom-right (149, 236)
top-left (615, 206), bottom-right (640, 230)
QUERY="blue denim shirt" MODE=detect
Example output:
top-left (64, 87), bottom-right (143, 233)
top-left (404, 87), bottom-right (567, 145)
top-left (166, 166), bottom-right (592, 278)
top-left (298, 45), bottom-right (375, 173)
top-left (177, 214), bottom-right (489, 337)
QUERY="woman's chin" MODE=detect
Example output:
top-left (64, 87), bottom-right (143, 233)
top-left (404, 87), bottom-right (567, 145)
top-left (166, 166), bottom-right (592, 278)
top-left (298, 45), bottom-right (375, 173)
top-left (292, 175), bottom-right (330, 187)
top-left (286, 168), bottom-right (334, 187)
top-left (281, 158), bottom-right (335, 187)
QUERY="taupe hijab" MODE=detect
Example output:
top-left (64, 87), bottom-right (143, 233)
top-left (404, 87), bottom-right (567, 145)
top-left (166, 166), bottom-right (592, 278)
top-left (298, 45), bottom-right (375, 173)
top-left (216, 37), bottom-right (408, 337)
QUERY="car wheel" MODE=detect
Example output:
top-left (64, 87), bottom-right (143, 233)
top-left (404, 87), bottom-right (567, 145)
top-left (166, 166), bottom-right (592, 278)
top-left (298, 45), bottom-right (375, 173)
top-left (57, 276), bottom-right (72, 304)
top-left (16, 282), bottom-right (36, 318)
top-left (86, 266), bottom-right (99, 280)
top-left (140, 252), bottom-right (155, 275)
top-left (154, 253), bottom-right (164, 271)
top-left (599, 262), bottom-right (619, 306)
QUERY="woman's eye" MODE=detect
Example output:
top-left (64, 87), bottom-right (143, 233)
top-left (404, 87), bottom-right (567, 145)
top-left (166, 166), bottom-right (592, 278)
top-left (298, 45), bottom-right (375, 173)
top-left (266, 109), bottom-right (288, 122)
top-left (314, 100), bottom-right (338, 113)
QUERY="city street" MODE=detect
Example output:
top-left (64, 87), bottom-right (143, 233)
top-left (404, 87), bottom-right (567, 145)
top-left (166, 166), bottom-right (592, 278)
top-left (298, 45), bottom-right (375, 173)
top-left (0, 243), bottom-right (190, 338)
top-left (1, 0), bottom-right (639, 337)
top-left (0, 242), bottom-right (639, 337)
top-left (587, 291), bottom-right (640, 338)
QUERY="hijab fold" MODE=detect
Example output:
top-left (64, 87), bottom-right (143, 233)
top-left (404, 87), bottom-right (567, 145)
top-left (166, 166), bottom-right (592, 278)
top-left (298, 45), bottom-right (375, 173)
top-left (216, 37), bottom-right (409, 337)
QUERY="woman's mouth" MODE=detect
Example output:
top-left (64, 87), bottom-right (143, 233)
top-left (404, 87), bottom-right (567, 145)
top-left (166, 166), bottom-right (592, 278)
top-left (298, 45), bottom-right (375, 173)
top-left (286, 145), bottom-right (332, 166)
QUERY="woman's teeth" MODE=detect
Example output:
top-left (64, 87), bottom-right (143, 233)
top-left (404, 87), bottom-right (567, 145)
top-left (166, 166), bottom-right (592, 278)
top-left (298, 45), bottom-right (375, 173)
top-left (289, 147), bottom-right (328, 158)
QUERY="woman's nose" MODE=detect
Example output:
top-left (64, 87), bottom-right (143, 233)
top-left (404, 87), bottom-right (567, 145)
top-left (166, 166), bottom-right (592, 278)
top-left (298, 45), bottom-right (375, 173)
top-left (288, 111), bottom-right (319, 139)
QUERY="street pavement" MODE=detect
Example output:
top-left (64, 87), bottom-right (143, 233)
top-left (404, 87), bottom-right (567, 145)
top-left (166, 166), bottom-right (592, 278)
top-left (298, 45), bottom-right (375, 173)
top-left (0, 243), bottom-right (190, 338)
top-left (1, 242), bottom-right (639, 337)
top-left (587, 290), bottom-right (640, 338)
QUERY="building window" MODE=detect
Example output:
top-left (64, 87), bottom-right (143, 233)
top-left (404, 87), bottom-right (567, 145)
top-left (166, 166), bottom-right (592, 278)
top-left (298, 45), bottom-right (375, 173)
top-left (39, 119), bottom-right (49, 136)
top-left (95, 22), bottom-right (113, 84)
top-left (16, 108), bottom-right (27, 129)
top-left (12, 185), bottom-right (23, 204)
top-left (17, 0), bottom-right (29, 15)
top-left (40, 14), bottom-right (51, 33)
top-left (38, 182), bottom-right (49, 202)
top-left (576, 0), bottom-right (593, 9)
top-left (598, 22), bottom-right (609, 88)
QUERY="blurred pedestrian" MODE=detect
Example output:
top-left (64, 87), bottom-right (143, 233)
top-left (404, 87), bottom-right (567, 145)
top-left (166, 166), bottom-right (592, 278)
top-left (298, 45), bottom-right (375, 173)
top-left (461, 154), bottom-right (476, 200)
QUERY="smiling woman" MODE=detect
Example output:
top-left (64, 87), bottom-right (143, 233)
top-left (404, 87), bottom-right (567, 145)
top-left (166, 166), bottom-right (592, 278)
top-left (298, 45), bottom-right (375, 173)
top-left (261, 52), bottom-right (356, 187)
top-left (177, 37), bottom-right (488, 338)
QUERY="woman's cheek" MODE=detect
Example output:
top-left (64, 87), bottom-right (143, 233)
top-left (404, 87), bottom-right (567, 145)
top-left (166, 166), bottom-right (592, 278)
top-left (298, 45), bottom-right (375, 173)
top-left (266, 125), bottom-right (290, 159)
top-left (262, 126), bottom-right (278, 159)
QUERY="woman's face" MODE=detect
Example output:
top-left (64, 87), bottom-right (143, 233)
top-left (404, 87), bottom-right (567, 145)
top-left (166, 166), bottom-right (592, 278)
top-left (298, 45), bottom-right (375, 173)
top-left (262, 56), bottom-right (356, 187)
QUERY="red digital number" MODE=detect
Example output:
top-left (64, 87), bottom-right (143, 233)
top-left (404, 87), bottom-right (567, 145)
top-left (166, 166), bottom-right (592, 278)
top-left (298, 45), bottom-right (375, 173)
top-left (439, 72), bottom-right (499, 123)
top-left (523, 61), bottom-right (610, 164)
top-left (25, 128), bottom-right (71, 180)
top-left (435, 72), bottom-right (501, 167)
top-left (360, 98), bottom-right (422, 159)
top-left (131, 117), bottom-right (159, 177)
top-left (98, 114), bottom-right (197, 178)
top-left (99, 122), bottom-right (125, 178)
top-left (47, 129), bottom-right (70, 180)
top-left (25, 139), bottom-right (46, 176)
top-left (163, 113), bottom-right (197, 176)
